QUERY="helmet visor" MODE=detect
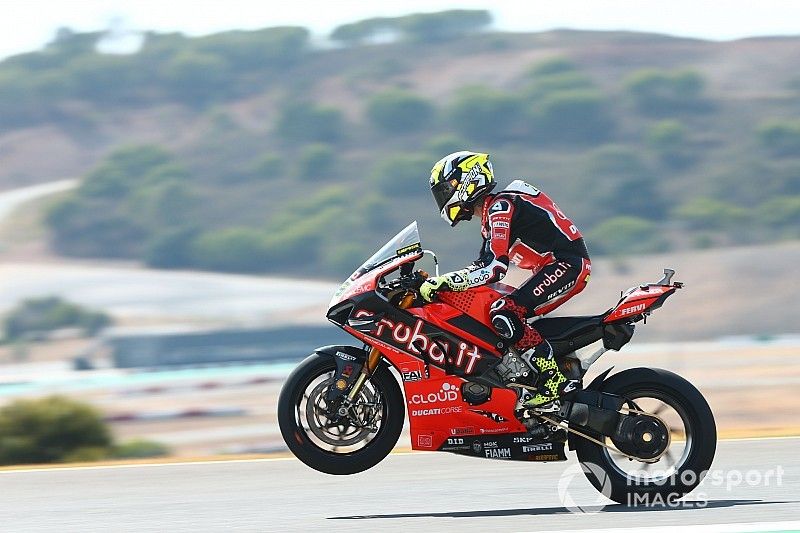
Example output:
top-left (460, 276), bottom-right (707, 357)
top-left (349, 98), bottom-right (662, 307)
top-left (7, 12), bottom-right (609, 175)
top-left (431, 179), bottom-right (457, 212)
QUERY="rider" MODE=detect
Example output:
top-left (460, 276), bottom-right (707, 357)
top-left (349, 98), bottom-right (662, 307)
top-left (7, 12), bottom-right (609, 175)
top-left (420, 151), bottom-right (591, 410)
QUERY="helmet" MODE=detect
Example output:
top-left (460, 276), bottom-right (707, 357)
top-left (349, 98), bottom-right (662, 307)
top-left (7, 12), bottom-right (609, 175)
top-left (429, 151), bottom-right (496, 226)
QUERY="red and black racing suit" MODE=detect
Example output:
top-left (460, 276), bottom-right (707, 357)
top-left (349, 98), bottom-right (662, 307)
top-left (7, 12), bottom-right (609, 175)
top-left (461, 180), bottom-right (591, 352)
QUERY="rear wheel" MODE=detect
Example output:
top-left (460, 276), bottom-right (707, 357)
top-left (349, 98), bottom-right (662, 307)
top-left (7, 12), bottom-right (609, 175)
top-left (574, 367), bottom-right (716, 505)
top-left (277, 353), bottom-right (404, 475)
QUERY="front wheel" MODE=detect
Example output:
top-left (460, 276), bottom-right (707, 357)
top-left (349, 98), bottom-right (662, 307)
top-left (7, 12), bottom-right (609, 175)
top-left (277, 353), bottom-right (405, 475)
top-left (574, 367), bottom-right (716, 505)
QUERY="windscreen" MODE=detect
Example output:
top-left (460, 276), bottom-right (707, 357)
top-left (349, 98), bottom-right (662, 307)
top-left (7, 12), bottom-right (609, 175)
top-left (350, 221), bottom-right (422, 280)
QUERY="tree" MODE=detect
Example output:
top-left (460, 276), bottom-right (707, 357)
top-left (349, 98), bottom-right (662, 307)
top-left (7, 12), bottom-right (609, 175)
top-left (531, 89), bottom-right (612, 144)
top-left (647, 119), bottom-right (693, 167)
top-left (398, 10), bottom-right (492, 43)
top-left (0, 396), bottom-right (112, 465)
top-left (587, 216), bottom-right (668, 256)
top-left (366, 89), bottom-right (434, 133)
top-left (276, 102), bottom-right (344, 143)
top-left (576, 145), bottom-right (664, 223)
top-left (330, 17), bottom-right (396, 46)
top-left (370, 154), bottom-right (432, 196)
top-left (189, 227), bottom-right (271, 273)
top-left (4, 297), bottom-right (110, 341)
top-left (447, 86), bottom-right (527, 143)
top-left (673, 197), bottom-right (750, 231)
top-left (623, 68), bottom-right (706, 115)
top-left (756, 119), bottom-right (800, 157)
top-left (296, 144), bottom-right (338, 180)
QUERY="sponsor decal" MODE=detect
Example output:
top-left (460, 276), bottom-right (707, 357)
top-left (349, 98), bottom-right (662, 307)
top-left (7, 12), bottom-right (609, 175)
top-left (417, 434), bottom-right (433, 448)
top-left (544, 280), bottom-right (575, 301)
top-left (450, 426), bottom-right (475, 436)
top-left (336, 351), bottom-right (357, 361)
top-left (341, 364), bottom-right (353, 378)
top-left (485, 447), bottom-right (512, 459)
top-left (469, 409), bottom-right (508, 423)
top-left (532, 262), bottom-right (572, 297)
top-left (492, 221), bottom-right (510, 228)
top-left (396, 243), bottom-right (422, 256)
top-left (335, 379), bottom-right (347, 390)
top-left (489, 200), bottom-right (510, 214)
top-left (410, 382), bottom-right (459, 405)
top-left (472, 441), bottom-right (483, 454)
top-left (446, 437), bottom-right (465, 445)
top-left (619, 303), bottom-right (647, 316)
top-left (513, 436), bottom-right (537, 444)
top-left (400, 362), bottom-right (424, 382)
top-left (523, 443), bottom-right (554, 453)
top-left (411, 406), bottom-right (463, 416)
top-left (533, 454), bottom-right (560, 461)
top-left (402, 369), bottom-right (423, 382)
top-left (491, 229), bottom-right (508, 240)
top-left (353, 311), bottom-right (484, 374)
top-left (479, 427), bottom-right (511, 434)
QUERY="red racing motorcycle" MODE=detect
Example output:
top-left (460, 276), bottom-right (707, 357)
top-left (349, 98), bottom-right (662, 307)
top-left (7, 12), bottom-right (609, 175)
top-left (278, 222), bottom-right (716, 503)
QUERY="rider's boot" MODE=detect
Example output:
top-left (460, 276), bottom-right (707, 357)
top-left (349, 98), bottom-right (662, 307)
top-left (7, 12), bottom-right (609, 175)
top-left (520, 340), bottom-right (581, 411)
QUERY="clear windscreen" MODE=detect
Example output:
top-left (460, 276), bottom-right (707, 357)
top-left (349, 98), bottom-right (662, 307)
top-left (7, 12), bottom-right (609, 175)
top-left (350, 221), bottom-right (422, 280)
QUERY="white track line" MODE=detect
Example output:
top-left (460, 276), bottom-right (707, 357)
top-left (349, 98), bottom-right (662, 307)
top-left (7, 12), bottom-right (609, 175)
top-left (531, 520), bottom-right (800, 533)
top-left (0, 436), bottom-right (796, 474)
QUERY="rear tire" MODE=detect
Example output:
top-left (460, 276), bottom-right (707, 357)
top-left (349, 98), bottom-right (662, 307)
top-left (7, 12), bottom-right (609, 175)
top-left (278, 353), bottom-right (405, 475)
top-left (574, 367), bottom-right (716, 505)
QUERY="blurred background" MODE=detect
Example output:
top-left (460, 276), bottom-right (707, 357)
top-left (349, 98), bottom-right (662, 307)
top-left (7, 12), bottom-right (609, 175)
top-left (0, 0), bottom-right (798, 465)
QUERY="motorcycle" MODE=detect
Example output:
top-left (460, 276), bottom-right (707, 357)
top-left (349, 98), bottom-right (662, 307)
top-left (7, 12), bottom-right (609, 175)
top-left (278, 222), bottom-right (716, 504)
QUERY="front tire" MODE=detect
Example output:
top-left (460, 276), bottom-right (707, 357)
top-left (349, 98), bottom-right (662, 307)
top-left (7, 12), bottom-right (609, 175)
top-left (574, 367), bottom-right (716, 505)
top-left (277, 353), bottom-right (405, 475)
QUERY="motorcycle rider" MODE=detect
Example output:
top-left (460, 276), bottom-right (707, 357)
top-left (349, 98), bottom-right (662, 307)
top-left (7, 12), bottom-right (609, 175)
top-left (421, 151), bottom-right (591, 410)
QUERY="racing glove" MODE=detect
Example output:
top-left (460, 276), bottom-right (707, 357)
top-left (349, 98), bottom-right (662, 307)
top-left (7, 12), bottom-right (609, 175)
top-left (419, 270), bottom-right (470, 302)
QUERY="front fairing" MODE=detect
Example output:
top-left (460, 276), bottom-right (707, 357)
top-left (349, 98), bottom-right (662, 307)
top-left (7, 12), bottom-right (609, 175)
top-left (329, 221), bottom-right (423, 308)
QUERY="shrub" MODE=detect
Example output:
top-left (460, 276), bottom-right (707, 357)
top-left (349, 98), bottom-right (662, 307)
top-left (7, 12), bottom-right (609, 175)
top-left (756, 196), bottom-right (800, 236)
top-left (4, 297), bottom-right (111, 341)
top-left (189, 227), bottom-right (271, 273)
top-left (623, 68), bottom-right (706, 115)
top-left (296, 143), bottom-right (338, 180)
top-left (112, 440), bottom-right (171, 459)
top-left (587, 216), bottom-right (668, 256)
top-left (447, 87), bottom-right (527, 143)
top-left (0, 396), bottom-right (112, 465)
top-left (398, 10), bottom-right (492, 43)
top-left (249, 153), bottom-right (285, 180)
top-left (578, 145), bottom-right (664, 222)
top-left (756, 119), bottom-right (800, 157)
top-left (366, 89), bottom-right (434, 133)
top-left (144, 226), bottom-right (199, 269)
top-left (370, 154), bottom-right (432, 196)
top-left (647, 119), bottom-right (693, 167)
top-left (426, 134), bottom-right (468, 156)
top-left (531, 89), bottom-right (612, 144)
top-left (527, 57), bottom-right (578, 78)
top-left (673, 197), bottom-right (751, 230)
top-left (276, 102), bottom-right (344, 143)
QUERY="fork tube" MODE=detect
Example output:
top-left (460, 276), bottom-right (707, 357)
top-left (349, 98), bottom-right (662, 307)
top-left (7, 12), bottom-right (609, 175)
top-left (347, 290), bottom-right (416, 400)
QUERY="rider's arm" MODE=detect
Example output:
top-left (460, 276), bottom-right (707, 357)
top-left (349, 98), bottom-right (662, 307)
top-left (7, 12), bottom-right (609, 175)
top-left (464, 197), bottom-right (513, 287)
top-left (436, 197), bottom-right (513, 292)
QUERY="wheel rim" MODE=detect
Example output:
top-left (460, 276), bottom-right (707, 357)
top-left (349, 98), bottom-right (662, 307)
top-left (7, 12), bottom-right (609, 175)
top-left (601, 389), bottom-right (694, 484)
top-left (295, 367), bottom-right (386, 454)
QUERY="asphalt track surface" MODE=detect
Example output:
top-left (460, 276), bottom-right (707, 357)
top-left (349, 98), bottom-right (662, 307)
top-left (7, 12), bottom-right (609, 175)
top-left (1, 437), bottom-right (797, 532)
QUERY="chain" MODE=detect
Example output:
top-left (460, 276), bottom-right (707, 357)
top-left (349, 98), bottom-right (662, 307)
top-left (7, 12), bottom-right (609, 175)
top-left (533, 406), bottom-right (672, 464)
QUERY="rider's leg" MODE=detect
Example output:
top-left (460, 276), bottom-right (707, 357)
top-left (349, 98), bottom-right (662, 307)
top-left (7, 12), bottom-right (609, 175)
top-left (491, 256), bottom-right (591, 407)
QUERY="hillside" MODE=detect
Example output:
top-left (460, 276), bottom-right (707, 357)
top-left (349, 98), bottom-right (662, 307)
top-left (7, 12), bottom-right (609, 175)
top-left (0, 18), bottom-right (798, 277)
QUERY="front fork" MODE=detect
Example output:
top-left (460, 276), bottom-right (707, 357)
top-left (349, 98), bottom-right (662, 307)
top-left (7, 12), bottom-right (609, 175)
top-left (346, 290), bottom-right (416, 402)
